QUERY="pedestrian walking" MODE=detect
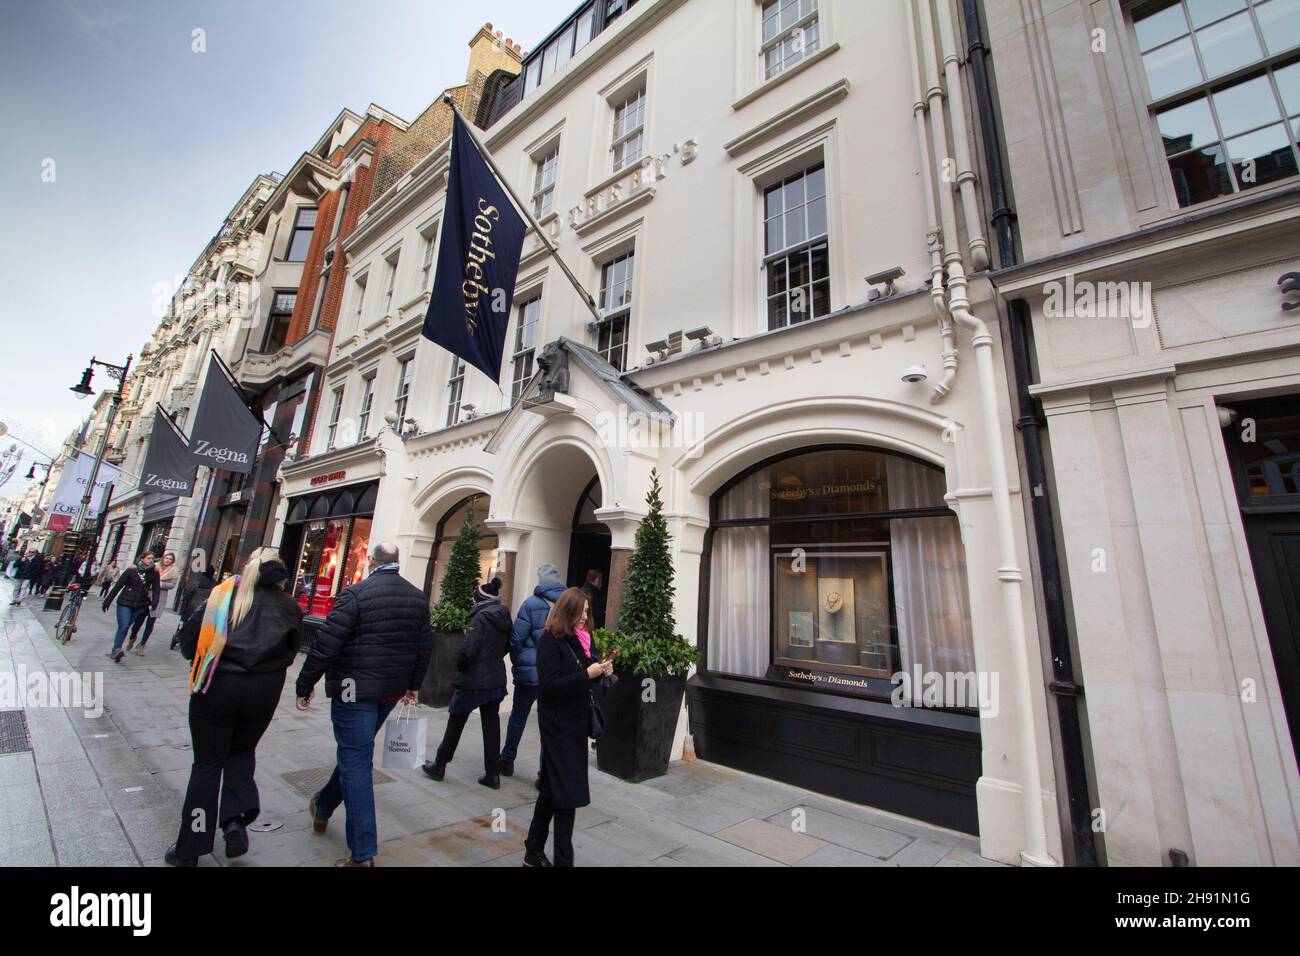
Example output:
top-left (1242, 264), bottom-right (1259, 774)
top-left (9, 551), bottom-right (41, 605)
top-left (294, 542), bottom-right (433, 867)
top-left (580, 568), bottom-right (605, 629)
top-left (37, 554), bottom-right (57, 595)
top-left (98, 560), bottom-right (118, 599)
top-left (165, 548), bottom-right (303, 867)
top-left (128, 550), bottom-right (178, 656)
top-left (102, 553), bottom-right (159, 663)
top-left (523, 587), bottom-right (613, 868)
top-left (173, 563), bottom-right (217, 650)
top-left (500, 563), bottom-right (566, 783)
top-left (422, 576), bottom-right (511, 789)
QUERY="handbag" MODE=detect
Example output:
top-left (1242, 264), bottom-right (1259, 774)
top-left (567, 642), bottom-right (605, 740)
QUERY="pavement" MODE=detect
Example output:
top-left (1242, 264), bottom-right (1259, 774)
top-left (0, 578), bottom-right (1001, 867)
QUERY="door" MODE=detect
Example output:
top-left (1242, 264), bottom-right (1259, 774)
top-left (1222, 396), bottom-right (1300, 763)
top-left (1242, 513), bottom-right (1300, 761)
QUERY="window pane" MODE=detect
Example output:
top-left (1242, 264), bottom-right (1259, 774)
top-left (1197, 11), bottom-right (1263, 77)
top-left (1257, 0), bottom-right (1300, 55)
top-left (767, 258), bottom-right (788, 296)
top-left (762, 0), bottom-right (780, 42)
top-left (1186, 0), bottom-right (1245, 28)
top-left (1135, 2), bottom-right (1190, 52)
top-left (812, 279), bottom-right (831, 318)
top-left (807, 194), bottom-right (827, 238)
top-left (1167, 144), bottom-right (1233, 204)
top-left (1276, 60), bottom-right (1300, 114)
top-left (1226, 122), bottom-right (1299, 186)
top-left (784, 174), bottom-right (806, 210)
top-left (768, 291), bottom-right (789, 329)
top-left (1157, 97), bottom-right (1220, 153)
top-left (786, 203), bottom-right (807, 246)
top-left (576, 10), bottom-right (594, 52)
top-left (1212, 74), bottom-right (1283, 135)
top-left (810, 241), bottom-right (830, 281)
top-left (805, 164), bottom-right (826, 200)
top-left (1143, 36), bottom-right (1204, 98)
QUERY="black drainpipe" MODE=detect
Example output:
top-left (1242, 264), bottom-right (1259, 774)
top-left (964, 0), bottom-right (1099, 866)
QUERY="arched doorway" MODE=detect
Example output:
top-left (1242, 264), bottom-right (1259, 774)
top-left (568, 476), bottom-right (611, 628)
top-left (424, 494), bottom-right (499, 603)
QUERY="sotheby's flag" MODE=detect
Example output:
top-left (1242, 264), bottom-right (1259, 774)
top-left (188, 354), bottom-right (261, 473)
top-left (139, 406), bottom-right (198, 497)
top-left (422, 111), bottom-right (526, 381)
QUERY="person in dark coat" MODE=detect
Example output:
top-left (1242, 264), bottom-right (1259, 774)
top-left (500, 563), bottom-right (566, 780)
top-left (173, 565), bottom-right (217, 650)
top-left (580, 568), bottom-right (605, 629)
top-left (523, 587), bottom-right (612, 867)
top-left (102, 553), bottom-right (159, 662)
top-left (294, 542), bottom-right (433, 867)
top-left (165, 548), bottom-right (302, 866)
top-left (423, 577), bottom-right (511, 788)
top-left (10, 551), bottom-right (42, 605)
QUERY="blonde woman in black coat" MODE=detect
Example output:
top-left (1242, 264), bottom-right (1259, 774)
top-left (523, 587), bottom-right (612, 867)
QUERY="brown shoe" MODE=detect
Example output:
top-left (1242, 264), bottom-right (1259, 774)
top-left (334, 858), bottom-right (374, 867)
top-left (134, 645), bottom-right (145, 656)
top-left (308, 795), bottom-right (327, 834)
top-left (125, 636), bottom-right (137, 651)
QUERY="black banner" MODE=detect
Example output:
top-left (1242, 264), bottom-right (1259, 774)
top-left (137, 407), bottom-right (197, 497)
top-left (422, 111), bottom-right (526, 382)
top-left (187, 355), bottom-right (261, 474)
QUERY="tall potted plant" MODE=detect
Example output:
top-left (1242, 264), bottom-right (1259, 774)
top-left (420, 502), bottom-right (482, 707)
top-left (594, 470), bottom-right (698, 781)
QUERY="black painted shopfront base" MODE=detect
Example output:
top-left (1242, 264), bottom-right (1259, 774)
top-left (686, 674), bottom-right (981, 835)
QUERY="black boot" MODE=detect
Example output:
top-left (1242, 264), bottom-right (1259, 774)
top-left (421, 760), bottom-right (446, 781)
top-left (522, 847), bottom-right (552, 867)
top-left (478, 772), bottom-right (501, 790)
top-left (222, 819), bottom-right (249, 859)
top-left (165, 844), bottom-right (197, 867)
top-left (499, 758), bottom-right (514, 777)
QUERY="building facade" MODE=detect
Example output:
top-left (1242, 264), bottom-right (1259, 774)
top-left (274, 0), bottom-right (1067, 864)
top-left (986, 0), bottom-right (1300, 865)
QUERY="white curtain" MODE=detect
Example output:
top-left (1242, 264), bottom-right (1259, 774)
top-left (709, 471), bottom-right (770, 678)
top-left (887, 456), bottom-right (975, 705)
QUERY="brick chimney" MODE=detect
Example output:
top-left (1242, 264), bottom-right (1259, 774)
top-left (466, 21), bottom-right (523, 85)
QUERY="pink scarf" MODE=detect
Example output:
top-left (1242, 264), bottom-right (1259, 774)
top-left (575, 627), bottom-right (592, 657)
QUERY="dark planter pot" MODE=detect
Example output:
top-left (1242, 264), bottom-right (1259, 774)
top-left (420, 630), bottom-right (464, 708)
top-left (595, 669), bottom-right (687, 782)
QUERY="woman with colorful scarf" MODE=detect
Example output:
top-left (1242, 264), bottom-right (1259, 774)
top-left (165, 547), bottom-right (303, 867)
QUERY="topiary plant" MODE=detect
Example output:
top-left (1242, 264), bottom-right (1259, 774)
top-left (603, 470), bottom-right (698, 677)
top-left (429, 500), bottom-right (482, 633)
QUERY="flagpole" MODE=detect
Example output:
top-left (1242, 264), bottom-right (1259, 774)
top-left (442, 95), bottom-right (603, 326)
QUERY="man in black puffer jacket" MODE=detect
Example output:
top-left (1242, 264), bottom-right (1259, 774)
top-left (294, 542), bottom-right (433, 867)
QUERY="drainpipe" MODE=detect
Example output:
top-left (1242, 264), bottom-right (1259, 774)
top-left (963, 0), bottom-right (1099, 866)
top-left (909, 0), bottom-right (1054, 866)
top-left (934, 0), bottom-right (990, 270)
top-left (903, 0), bottom-right (958, 400)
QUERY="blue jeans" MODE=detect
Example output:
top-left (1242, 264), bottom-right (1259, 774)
top-left (500, 683), bottom-right (539, 763)
top-left (313, 697), bottom-right (398, 863)
top-left (112, 605), bottom-right (146, 653)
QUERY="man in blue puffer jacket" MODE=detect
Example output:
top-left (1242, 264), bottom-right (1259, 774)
top-left (499, 563), bottom-right (566, 782)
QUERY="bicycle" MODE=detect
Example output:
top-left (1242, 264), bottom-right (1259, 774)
top-left (54, 583), bottom-right (85, 645)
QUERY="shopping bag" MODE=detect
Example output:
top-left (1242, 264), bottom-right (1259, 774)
top-left (380, 702), bottom-right (427, 770)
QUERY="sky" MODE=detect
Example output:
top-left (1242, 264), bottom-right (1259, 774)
top-left (0, 0), bottom-right (576, 499)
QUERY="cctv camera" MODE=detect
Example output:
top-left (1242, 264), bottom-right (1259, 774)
top-left (901, 364), bottom-right (928, 384)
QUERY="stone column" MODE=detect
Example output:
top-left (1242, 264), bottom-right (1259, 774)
top-left (604, 546), bottom-right (633, 630)
top-left (496, 550), bottom-right (517, 615)
top-left (485, 519), bottom-right (529, 616)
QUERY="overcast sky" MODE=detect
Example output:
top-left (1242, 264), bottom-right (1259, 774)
top-left (0, 0), bottom-right (573, 498)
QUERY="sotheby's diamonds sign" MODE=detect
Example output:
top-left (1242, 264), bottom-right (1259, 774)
top-left (188, 354), bottom-right (261, 473)
top-left (138, 406), bottom-right (198, 497)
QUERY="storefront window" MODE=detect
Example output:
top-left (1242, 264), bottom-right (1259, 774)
top-left (286, 482), bottom-right (379, 617)
top-left (708, 447), bottom-right (975, 708)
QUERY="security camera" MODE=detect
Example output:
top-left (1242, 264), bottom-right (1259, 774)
top-left (901, 364), bottom-right (928, 384)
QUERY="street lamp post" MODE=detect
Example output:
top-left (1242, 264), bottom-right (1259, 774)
top-left (69, 355), bottom-right (132, 541)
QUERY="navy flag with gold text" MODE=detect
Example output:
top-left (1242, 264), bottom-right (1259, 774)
top-left (422, 111), bottom-right (526, 382)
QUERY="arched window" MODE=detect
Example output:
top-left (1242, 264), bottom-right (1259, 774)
top-left (706, 446), bottom-right (975, 709)
top-left (426, 495), bottom-right (499, 601)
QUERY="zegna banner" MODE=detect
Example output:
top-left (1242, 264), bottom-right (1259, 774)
top-left (188, 354), bottom-right (262, 474)
top-left (138, 406), bottom-right (197, 497)
top-left (46, 453), bottom-right (121, 531)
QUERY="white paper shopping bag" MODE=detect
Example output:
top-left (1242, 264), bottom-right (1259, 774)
top-left (381, 703), bottom-right (427, 770)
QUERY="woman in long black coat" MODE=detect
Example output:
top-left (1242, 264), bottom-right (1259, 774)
top-left (523, 586), bottom-right (612, 867)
